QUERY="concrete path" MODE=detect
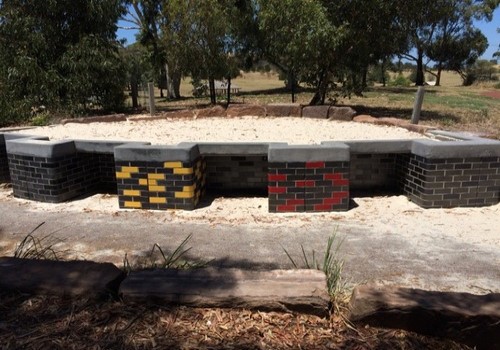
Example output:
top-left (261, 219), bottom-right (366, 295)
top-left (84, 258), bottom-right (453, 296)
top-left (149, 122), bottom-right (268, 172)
top-left (1, 200), bottom-right (498, 294)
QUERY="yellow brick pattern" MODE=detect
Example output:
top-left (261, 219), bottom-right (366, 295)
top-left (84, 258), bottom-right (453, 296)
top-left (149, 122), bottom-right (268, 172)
top-left (175, 191), bottom-right (194, 199)
top-left (164, 161), bottom-right (182, 168)
top-left (121, 166), bottom-right (139, 173)
top-left (149, 185), bottom-right (166, 192)
top-left (139, 179), bottom-right (148, 186)
top-left (124, 201), bottom-right (142, 208)
top-left (148, 173), bottom-right (165, 180)
top-left (123, 189), bottom-right (141, 197)
top-left (173, 167), bottom-right (193, 175)
top-left (150, 197), bottom-right (167, 204)
top-left (116, 172), bottom-right (131, 179)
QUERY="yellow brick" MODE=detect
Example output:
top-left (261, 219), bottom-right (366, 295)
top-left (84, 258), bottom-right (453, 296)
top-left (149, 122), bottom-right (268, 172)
top-left (175, 191), bottom-right (194, 199)
top-left (150, 197), bottom-right (167, 204)
top-left (148, 173), bottom-right (165, 180)
top-left (123, 189), bottom-right (141, 196)
top-left (164, 161), bottom-right (182, 168)
top-left (138, 178), bottom-right (148, 186)
top-left (116, 172), bottom-right (131, 179)
top-left (173, 167), bottom-right (193, 175)
top-left (149, 185), bottom-right (166, 192)
top-left (183, 185), bottom-right (195, 192)
top-left (148, 179), bottom-right (158, 186)
top-left (124, 201), bottom-right (142, 208)
top-left (121, 166), bottom-right (139, 173)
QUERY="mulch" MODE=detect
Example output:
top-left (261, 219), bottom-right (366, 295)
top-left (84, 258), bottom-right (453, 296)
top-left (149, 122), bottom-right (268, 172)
top-left (0, 293), bottom-right (472, 350)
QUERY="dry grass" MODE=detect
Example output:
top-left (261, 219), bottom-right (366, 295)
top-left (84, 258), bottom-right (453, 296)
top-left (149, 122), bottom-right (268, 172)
top-left (0, 293), bottom-right (472, 350)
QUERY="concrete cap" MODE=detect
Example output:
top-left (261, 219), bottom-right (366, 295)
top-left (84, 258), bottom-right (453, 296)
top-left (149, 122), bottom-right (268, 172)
top-left (183, 142), bottom-right (287, 156)
top-left (114, 144), bottom-right (200, 162)
top-left (268, 143), bottom-right (350, 162)
top-left (1, 133), bottom-right (49, 144)
top-left (74, 140), bottom-right (151, 154)
top-left (412, 139), bottom-right (500, 158)
top-left (327, 140), bottom-right (412, 154)
top-left (6, 139), bottom-right (76, 158)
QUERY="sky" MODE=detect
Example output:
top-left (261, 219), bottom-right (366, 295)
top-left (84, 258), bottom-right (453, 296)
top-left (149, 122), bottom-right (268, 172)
top-left (117, 7), bottom-right (500, 60)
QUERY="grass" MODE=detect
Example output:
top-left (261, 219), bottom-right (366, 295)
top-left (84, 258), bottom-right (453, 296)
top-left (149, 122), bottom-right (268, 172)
top-left (283, 230), bottom-right (346, 311)
top-left (122, 234), bottom-right (209, 273)
top-left (13, 222), bottom-right (68, 260)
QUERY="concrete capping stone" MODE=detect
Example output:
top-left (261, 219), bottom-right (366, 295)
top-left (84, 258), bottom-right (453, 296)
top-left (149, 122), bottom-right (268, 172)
top-left (185, 142), bottom-right (287, 156)
top-left (426, 130), bottom-right (486, 141)
top-left (268, 143), bottom-right (350, 162)
top-left (327, 140), bottom-right (413, 154)
top-left (114, 143), bottom-right (200, 162)
top-left (74, 140), bottom-right (150, 154)
top-left (6, 138), bottom-right (76, 158)
top-left (411, 139), bottom-right (500, 159)
top-left (1, 132), bottom-right (49, 144)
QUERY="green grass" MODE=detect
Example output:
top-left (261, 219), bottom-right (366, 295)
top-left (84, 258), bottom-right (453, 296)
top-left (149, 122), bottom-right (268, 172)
top-left (14, 222), bottom-right (68, 260)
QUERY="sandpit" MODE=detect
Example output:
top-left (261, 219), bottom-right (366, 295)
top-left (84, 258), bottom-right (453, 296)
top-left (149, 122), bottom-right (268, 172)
top-left (14, 115), bottom-right (428, 144)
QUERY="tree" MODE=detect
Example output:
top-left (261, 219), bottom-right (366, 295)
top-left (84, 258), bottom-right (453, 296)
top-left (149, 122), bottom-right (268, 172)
top-left (396, 0), bottom-right (497, 86)
top-left (0, 0), bottom-right (126, 125)
top-left (258, 0), bottom-right (343, 103)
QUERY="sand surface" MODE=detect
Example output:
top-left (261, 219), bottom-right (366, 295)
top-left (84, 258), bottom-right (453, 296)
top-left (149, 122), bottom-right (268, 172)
top-left (14, 116), bottom-right (428, 144)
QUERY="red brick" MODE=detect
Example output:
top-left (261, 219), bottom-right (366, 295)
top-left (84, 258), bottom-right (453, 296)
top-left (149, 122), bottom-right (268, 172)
top-left (268, 186), bottom-right (286, 194)
top-left (277, 205), bottom-right (297, 212)
top-left (314, 204), bottom-right (332, 211)
top-left (287, 199), bottom-right (305, 205)
top-left (306, 161), bottom-right (325, 169)
top-left (335, 179), bottom-right (349, 186)
top-left (296, 180), bottom-right (315, 187)
top-left (323, 197), bottom-right (341, 205)
top-left (324, 173), bottom-right (342, 181)
top-left (268, 174), bottom-right (287, 181)
top-left (333, 191), bottom-right (349, 199)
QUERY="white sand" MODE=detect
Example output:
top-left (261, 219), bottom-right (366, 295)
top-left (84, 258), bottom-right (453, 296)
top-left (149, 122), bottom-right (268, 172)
top-left (14, 115), bottom-right (427, 144)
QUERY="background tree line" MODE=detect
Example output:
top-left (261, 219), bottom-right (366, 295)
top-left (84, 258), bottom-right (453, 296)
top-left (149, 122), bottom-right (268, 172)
top-left (0, 0), bottom-right (498, 126)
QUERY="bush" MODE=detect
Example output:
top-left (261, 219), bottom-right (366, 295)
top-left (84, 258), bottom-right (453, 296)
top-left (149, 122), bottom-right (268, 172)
top-left (389, 74), bottom-right (411, 87)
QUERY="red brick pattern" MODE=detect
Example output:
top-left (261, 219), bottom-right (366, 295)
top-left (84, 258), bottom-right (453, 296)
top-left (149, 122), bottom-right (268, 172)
top-left (268, 161), bottom-right (350, 212)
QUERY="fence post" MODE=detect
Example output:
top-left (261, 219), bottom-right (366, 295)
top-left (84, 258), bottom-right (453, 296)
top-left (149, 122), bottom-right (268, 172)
top-left (411, 86), bottom-right (425, 124)
top-left (148, 82), bottom-right (155, 116)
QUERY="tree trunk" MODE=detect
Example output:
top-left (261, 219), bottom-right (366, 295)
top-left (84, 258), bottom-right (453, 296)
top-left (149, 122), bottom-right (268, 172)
top-left (209, 78), bottom-right (216, 105)
top-left (131, 81), bottom-right (138, 108)
top-left (309, 71), bottom-right (327, 105)
top-left (381, 58), bottom-right (387, 87)
top-left (226, 77), bottom-right (231, 107)
top-left (436, 64), bottom-right (442, 86)
top-left (415, 48), bottom-right (425, 86)
top-left (173, 73), bottom-right (181, 99)
top-left (362, 66), bottom-right (368, 89)
top-left (290, 71), bottom-right (296, 103)
top-left (165, 63), bottom-right (176, 99)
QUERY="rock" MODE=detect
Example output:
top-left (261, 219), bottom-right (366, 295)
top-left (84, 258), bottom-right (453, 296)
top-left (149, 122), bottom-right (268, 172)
top-left (266, 103), bottom-right (302, 117)
top-left (353, 115), bottom-right (378, 123)
top-left (226, 104), bottom-right (266, 117)
top-left (349, 284), bottom-right (500, 350)
top-left (195, 105), bottom-right (227, 118)
top-left (374, 117), bottom-right (408, 128)
top-left (61, 114), bottom-right (127, 125)
top-left (0, 257), bottom-right (125, 298)
top-left (328, 106), bottom-right (356, 121)
top-left (120, 268), bottom-right (330, 317)
top-left (127, 110), bottom-right (195, 122)
top-left (302, 106), bottom-right (330, 119)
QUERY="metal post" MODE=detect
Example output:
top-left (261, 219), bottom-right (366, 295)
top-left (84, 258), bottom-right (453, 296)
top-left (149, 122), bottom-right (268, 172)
top-left (148, 82), bottom-right (155, 116)
top-left (411, 86), bottom-right (425, 124)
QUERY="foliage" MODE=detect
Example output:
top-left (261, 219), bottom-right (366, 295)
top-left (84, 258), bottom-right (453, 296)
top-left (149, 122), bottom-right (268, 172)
top-left (0, 0), bottom-right (127, 125)
top-left (389, 74), bottom-right (412, 87)
top-left (123, 234), bottom-right (209, 273)
top-left (462, 59), bottom-right (499, 85)
top-left (14, 223), bottom-right (67, 260)
top-left (283, 231), bottom-right (345, 298)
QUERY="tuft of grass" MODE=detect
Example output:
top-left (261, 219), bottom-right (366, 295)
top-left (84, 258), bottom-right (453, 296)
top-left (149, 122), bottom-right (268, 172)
top-left (283, 230), bottom-right (346, 300)
top-left (123, 234), bottom-right (209, 273)
top-left (14, 222), bottom-right (67, 260)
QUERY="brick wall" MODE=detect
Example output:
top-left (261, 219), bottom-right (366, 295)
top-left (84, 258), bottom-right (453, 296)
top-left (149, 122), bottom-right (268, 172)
top-left (7, 153), bottom-right (99, 203)
top-left (205, 155), bottom-right (268, 191)
top-left (350, 153), bottom-right (400, 191)
top-left (116, 158), bottom-right (206, 210)
top-left (268, 161), bottom-right (349, 212)
top-left (398, 154), bottom-right (500, 208)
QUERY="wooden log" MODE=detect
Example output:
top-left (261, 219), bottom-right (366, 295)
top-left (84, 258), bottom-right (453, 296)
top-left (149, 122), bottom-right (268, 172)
top-left (0, 257), bottom-right (125, 298)
top-left (120, 268), bottom-right (330, 317)
top-left (349, 284), bottom-right (500, 350)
